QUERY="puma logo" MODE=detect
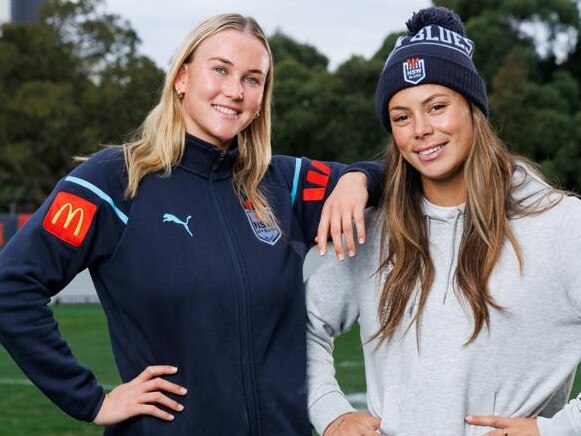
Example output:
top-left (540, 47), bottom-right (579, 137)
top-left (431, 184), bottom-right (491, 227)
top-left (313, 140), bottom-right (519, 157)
top-left (162, 213), bottom-right (193, 237)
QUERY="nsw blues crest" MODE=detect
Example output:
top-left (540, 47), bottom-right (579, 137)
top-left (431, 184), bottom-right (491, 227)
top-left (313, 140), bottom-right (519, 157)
top-left (402, 57), bottom-right (426, 84)
top-left (243, 200), bottom-right (281, 246)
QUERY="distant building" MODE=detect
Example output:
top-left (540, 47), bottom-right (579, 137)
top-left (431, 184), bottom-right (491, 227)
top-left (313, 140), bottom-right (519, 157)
top-left (0, 0), bottom-right (10, 24)
top-left (10, 0), bottom-right (46, 23)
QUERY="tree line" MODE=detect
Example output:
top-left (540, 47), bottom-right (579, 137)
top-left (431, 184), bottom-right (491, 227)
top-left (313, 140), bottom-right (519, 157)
top-left (1, 0), bottom-right (580, 212)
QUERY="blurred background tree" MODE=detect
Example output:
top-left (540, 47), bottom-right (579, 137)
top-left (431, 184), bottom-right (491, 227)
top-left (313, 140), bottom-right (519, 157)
top-left (1, 0), bottom-right (580, 211)
top-left (435, 0), bottom-right (581, 189)
top-left (0, 0), bottom-right (164, 211)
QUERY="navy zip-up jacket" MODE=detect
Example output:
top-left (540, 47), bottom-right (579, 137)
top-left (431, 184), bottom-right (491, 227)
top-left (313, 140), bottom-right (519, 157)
top-left (0, 134), bottom-right (382, 435)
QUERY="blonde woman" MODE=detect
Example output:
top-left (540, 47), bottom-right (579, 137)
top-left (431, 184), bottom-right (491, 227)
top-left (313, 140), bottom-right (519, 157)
top-left (306, 7), bottom-right (581, 436)
top-left (0, 14), bottom-right (382, 435)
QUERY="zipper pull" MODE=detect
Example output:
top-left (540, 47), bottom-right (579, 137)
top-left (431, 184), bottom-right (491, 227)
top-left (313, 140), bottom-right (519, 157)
top-left (212, 150), bottom-right (227, 170)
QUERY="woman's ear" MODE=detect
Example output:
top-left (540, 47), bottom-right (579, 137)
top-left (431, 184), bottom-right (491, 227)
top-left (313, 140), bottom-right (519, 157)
top-left (174, 65), bottom-right (188, 94)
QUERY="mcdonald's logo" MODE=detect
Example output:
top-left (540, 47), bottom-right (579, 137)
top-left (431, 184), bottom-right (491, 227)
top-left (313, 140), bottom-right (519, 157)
top-left (43, 192), bottom-right (97, 247)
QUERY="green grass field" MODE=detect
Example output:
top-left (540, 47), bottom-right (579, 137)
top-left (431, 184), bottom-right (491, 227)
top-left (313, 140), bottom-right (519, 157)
top-left (0, 304), bottom-right (579, 435)
top-left (0, 305), bottom-right (118, 435)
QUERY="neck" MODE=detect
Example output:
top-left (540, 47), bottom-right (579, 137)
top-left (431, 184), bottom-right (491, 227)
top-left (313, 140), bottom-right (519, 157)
top-left (421, 176), bottom-right (466, 207)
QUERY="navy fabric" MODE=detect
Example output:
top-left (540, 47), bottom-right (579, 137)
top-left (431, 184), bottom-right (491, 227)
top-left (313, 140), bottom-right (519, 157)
top-left (0, 134), bottom-right (383, 435)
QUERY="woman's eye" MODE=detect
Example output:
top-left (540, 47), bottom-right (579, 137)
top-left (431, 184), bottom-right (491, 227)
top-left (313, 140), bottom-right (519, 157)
top-left (213, 67), bottom-right (226, 75)
top-left (245, 76), bottom-right (260, 85)
top-left (393, 114), bottom-right (408, 123)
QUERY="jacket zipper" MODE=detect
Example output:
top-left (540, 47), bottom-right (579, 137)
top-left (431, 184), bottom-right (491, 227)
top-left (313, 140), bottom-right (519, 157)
top-left (212, 150), bottom-right (227, 170)
top-left (209, 152), bottom-right (262, 435)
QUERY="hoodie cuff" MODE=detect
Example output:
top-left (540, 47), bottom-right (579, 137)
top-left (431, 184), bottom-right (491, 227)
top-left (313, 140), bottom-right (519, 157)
top-left (537, 404), bottom-right (581, 436)
top-left (537, 416), bottom-right (555, 436)
top-left (309, 391), bottom-right (357, 435)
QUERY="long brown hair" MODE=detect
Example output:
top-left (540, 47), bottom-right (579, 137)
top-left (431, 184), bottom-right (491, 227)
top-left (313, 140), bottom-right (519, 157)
top-left (122, 14), bottom-right (274, 220)
top-left (375, 105), bottom-right (560, 344)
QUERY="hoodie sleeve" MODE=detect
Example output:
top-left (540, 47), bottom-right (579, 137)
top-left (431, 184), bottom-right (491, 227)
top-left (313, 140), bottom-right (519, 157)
top-left (273, 155), bottom-right (384, 245)
top-left (537, 394), bottom-right (581, 436)
top-left (0, 148), bottom-right (129, 422)
top-left (306, 251), bottom-right (359, 435)
top-left (304, 214), bottom-right (386, 436)
top-left (536, 196), bottom-right (581, 436)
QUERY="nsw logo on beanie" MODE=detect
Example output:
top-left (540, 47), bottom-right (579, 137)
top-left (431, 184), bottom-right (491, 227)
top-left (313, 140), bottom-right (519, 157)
top-left (403, 57), bottom-right (426, 85)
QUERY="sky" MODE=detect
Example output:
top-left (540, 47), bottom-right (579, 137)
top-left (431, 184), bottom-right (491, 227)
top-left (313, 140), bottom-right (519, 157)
top-left (0, 0), bottom-right (8, 23)
top-left (104, 0), bottom-right (432, 70)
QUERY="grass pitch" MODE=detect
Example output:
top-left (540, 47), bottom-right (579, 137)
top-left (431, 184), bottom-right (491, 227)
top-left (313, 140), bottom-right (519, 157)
top-left (0, 304), bottom-right (579, 435)
top-left (0, 305), bottom-right (116, 435)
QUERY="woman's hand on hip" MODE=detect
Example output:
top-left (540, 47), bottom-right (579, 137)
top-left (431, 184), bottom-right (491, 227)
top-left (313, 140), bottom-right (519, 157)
top-left (323, 411), bottom-right (381, 435)
top-left (465, 414), bottom-right (539, 436)
top-left (317, 172), bottom-right (368, 261)
top-left (93, 365), bottom-right (187, 425)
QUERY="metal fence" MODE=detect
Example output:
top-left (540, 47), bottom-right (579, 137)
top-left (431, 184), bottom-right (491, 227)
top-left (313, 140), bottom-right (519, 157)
top-left (0, 213), bottom-right (100, 303)
top-left (0, 213), bottom-right (32, 250)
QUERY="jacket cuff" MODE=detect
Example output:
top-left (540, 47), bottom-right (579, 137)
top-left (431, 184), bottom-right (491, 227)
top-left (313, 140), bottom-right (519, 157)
top-left (86, 388), bottom-right (106, 422)
top-left (309, 391), bottom-right (357, 435)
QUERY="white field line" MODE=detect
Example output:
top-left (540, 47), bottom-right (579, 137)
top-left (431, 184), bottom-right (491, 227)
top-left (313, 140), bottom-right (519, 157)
top-left (346, 392), bottom-right (368, 411)
top-left (0, 378), bottom-right (116, 390)
top-left (1, 378), bottom-right (368, 408)
top-left (337, 360), bottom-right (364, 368)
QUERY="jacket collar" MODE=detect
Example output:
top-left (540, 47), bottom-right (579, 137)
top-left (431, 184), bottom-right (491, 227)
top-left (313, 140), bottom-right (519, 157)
top-left (179, 133), bottom-right (239, 179)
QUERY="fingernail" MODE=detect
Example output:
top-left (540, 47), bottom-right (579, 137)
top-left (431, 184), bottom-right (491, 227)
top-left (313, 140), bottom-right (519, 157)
top-left (319, 249), bottom-right (326, 256)
top-left (171, 366), bottom-right (178, 372)
top-left (348, 250), bottom-right (355, 258)
top-left (177, 404), bottom-right (184, 411)
top-left (359, 238), bottom-right (365, 244)
top-left (168, 415), bottom-right (175, 421)
top-left (465, 416), bottom-right (473, 423)
top-left (180, 388), bottom-right (187, 395)
top-left (337, 253), bottom-right (344, 261)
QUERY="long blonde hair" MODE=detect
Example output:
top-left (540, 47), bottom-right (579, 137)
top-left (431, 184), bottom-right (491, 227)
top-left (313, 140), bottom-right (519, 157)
top-left (375, 105), bottom-right (561, 344)
top-left (122, 14), bottom-right (274, 218)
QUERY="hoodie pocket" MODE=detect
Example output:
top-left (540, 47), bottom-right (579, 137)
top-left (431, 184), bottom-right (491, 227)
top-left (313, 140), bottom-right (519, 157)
top-left (379, 384), bottom-right (403, 435)
top-left (379, 377), bottom-right (497, 435)
top-left (462, 379), bottom-right (497, 436)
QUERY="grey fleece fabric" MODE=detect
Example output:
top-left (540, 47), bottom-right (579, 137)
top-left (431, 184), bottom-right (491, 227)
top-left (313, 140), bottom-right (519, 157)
top-left (306, 169), bottom-right (581, 436)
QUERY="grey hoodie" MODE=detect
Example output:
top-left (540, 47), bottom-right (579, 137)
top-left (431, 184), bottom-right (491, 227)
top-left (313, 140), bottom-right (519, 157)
top-left (306, 169), bottom-right (581, 435)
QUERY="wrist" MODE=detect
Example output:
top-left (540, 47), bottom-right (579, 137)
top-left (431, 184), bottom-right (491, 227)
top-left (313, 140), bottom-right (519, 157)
top-left (342, 171), bottom-right (368, 186)
top-left (325, 412), bottom-right (354, 435)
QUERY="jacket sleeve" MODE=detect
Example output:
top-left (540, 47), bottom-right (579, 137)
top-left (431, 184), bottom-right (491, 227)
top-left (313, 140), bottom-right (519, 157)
top-left (278, 155), bottom-right (384, 244)
top-left (536, 197), bottom-right (581, 436)
top-left (0, 148), bottom-right (128, 422)
top-left (305, 243), bottom-right (362, 434)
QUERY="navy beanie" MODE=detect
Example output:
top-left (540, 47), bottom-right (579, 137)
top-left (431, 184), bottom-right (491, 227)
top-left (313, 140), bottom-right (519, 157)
top-left (375, 7), bottom-right (488, 131)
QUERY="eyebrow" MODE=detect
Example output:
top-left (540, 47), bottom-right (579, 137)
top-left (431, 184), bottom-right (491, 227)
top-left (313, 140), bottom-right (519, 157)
top-left (208, 56), bottom-right (266, 75)
top-left (389, 93), bottom-right (450, 112)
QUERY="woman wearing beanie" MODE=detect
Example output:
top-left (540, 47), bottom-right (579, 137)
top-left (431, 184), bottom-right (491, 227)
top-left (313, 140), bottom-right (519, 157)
top-left (306, 6), bottom-right (581, 436)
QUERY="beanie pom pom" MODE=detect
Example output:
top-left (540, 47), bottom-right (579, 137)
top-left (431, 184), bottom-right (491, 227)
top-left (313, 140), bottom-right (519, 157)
top-left (406, 6), bottom-right (465, 36)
